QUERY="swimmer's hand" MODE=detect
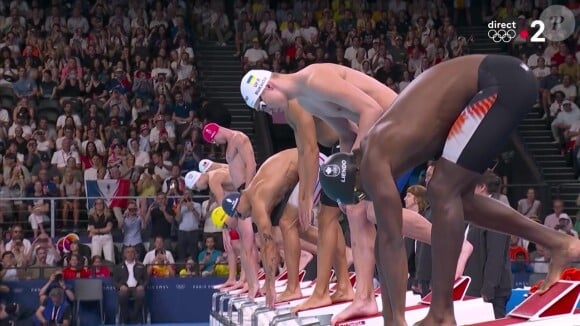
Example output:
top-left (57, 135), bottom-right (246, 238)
top-left (298, 200), bottom-right (313, 231)
top-left (264, 280), bottom-right (277, 308)
top-left (223, 231), bottom-right (233, 253)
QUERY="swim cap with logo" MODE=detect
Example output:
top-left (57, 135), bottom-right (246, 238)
top-left (184, 170), bottom-right (202, 190)
top-left (202, 123), bottom-right (220, 143)
top-left (211, 206), bottom-right (228, 229)
top-left (198, 159), bottom-right (214, 173)
top-left (222, 192), bottom-right (241, 218)
top-left (240, 70), bottom-right (272, 109)
top-left (318, 152), bottom-right (366, 205)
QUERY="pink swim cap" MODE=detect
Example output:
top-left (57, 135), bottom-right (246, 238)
top-left (202, 123), bottom-right (220, 143)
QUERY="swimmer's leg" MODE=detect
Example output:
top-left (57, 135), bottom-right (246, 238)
top-left (417, 158), bottom-right (474, 325)
top-left (293, 204), bottom-right (353, 313)
top-left (276, 207), bottom-right (304, 302)
top-left (332, 202), bottom-right (379, 325)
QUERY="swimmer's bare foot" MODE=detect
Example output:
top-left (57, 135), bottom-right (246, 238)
top-left (292, 293), bottom-right (333, 314)
top-left (455, 240), bottom-right (474, 279)
top-left (330, 286), bottom-right (355, 304)
top-left (223, 281), bottom-right (245, 292)
top-left (331, 298), bottom-right (378, 326)
top-left (215, 279), bottom-right (237, 289)
top-left (277, 288), bottom-right (303, 303)
top-left (414, 313), bottom-right (455, 326)
top-left (537, 240), bottom-right (580, 294)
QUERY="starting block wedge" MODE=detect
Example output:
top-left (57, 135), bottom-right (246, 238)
top-left (508, 280), bottom-right (580, 321)
top-left (420, 276), bottom-right (471, 305)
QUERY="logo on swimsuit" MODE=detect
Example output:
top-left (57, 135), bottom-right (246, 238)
top-left (340, 160), bottom-right (347, 183)
top-left (322, 164), bottom-right (341, 178)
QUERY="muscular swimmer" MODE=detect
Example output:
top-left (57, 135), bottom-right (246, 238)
top-left (319, 54), bottom-right (580, 325)
top-left (219, 148), bottom-right (327, 304)
top-left (201, 123), bottom-right (260, 293)
top-left (240, 64), bottom-right (404, 322)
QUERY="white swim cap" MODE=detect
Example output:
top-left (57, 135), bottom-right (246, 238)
top-left (240, 70), bottom-right (272, 109)
top-left (198, 159), bottom-right (214, 173)
top-left (184, 171), bottom-right (202, 190)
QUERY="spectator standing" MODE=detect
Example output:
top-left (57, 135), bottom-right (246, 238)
top-left (87, 199), bottom-right (116, 263)
top-left (146, 192), bottom-right (174, 250)
top-left (175, 189), bottom-right (203, 261)
top-left (517, 188), bottom-right (542, 218)
top-left (121, 201), bottom-right (147, 262)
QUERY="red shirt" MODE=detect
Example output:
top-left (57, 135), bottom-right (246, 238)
top-left (551, 52), bottom-right (566, 67)
top-left (91, 266), bottom-right (111, 278)
top-left (63, 267), bottom-right (91, 280)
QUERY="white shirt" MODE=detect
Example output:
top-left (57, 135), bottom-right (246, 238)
top-left (533, 66), bottom-right (551, 79)
top-left (8, 124), bottom-right (32, 139)
top-left (149, 125), bottom-right (176, 145)
top-left (553, 107), bottom-right (580, 125)
top-left (244, 48), bottom-right (268, 64)
top-left (260, 20), bottom-right (277, 36)
top-left (281, 28), bottom-right (301, 44)
top-left (51, 149), bottom-right (80, 168)
top-left (300, 26), bottom-right (318, 42)
top-left (5, 239), bottom-right (31, 255)
top-left (134, 151), bottom-right (151, 168)
top-left (202, 200), bottom-right (220, 233)
top-left (125, 261), bottom-right (138, 287)
top-left (56, 114), bottom-right (82, 129)
top-left (81, 139), bottom-right (106, 155)
top-left (344, 46), bottom-right (359, 62)
top-left (143, 250), bottom-right (175, 265)
top-left (551, 84), bottom-right (578, 100)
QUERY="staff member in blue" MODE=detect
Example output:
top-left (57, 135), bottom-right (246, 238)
top-left (34, 287), bottom-right (72, 326)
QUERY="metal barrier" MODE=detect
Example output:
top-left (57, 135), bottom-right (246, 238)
top-left (3, 194), bottom-right (209, 239)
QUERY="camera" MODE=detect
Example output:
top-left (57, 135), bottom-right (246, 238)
top-left (5, 303), bottom-right (17, 315)
top-left (54, 273), bottom-right (63, 282)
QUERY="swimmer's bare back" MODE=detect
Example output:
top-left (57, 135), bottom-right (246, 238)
top-left (246, 148), bottom-right (300, 212)
top-left (294, 63), bottom-right (397, 119)
top-left (208, 169), bottom-right (237, 195)
top-left (361, 55), bottom-right (485, 176)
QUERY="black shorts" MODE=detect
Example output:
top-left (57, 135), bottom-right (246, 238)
top-left (442, 55), bottom-right (538, 173)
top-left (270, 185), bottom-right (295, 227)
top-left (320, 143), bottom-right (340, 207)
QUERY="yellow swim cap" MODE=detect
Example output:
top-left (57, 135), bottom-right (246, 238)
top-left (211, 206), bottom-right (228, 229)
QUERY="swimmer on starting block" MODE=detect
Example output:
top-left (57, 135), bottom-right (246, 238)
top-left (200, 123), bottom-right (261, 293)
top-left (185, 167), bottom-right (256, 293)
top-left (318, 54), bottom-right (580, 325)
top-left (217, 148), bottom-right (330, 303)
top-left (240, 64), bottom-right (474, 324)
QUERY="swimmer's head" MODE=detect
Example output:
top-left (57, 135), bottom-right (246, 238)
top-left (318, 151), bottom-right (366, 205)
top-left (198, 159), bottom-right (214, 173)
top-left (184, 170), bottom-right (209, 191)
top-left (202, 123), bottom-right (225, 144)
top-left (240, 70), bottom-right (286, 114)
top-left (222, 191), bottom-right (251, 221)
top-left (210, 206), bottom-right (228, 229)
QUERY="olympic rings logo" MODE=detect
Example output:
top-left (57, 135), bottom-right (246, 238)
top-left (488, 29), bottom-right (517, 43)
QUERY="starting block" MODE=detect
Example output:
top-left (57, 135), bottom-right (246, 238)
top-left (334, 276), bottom-right (493, 326)
top-left (468, 280), bottom-right (580, 325)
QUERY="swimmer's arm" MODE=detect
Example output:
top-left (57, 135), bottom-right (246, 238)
top-left (208, 173), bottom-right (227, 204)
top-left (238, 218), bottom-right (259, 290)
top-left (309, 76), bottom-right (385, 150)
top-left (323, 116), bottom-right (357, 153)
top-left (239, 136), bottom-right (257, 186)
top-left (253, 202), bottom-right (278, 287)
top-left (287, 102), bottom-right (318, 208)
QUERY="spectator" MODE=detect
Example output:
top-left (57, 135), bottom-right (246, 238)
top-left (201, 193), bottom-right (224, 251)
top-left (551, 74), bottom-right (577, 103)
top-left (90, 255), bottom-right (111, 278)
top-left (60, 240), bottom-right (90, 268)
top-left (549, 91), bottom-right (567, 118)
top-left (33, 288), bottom-right (72, 326)
top-left (87, 199), bottom-right (116, 263)
top-left (114, 246), bottom-right (148, 325)
top-left (198, 236), bottom-right (222, 277)
top-left (529, 243), bottom-right (550, 273)
top-left (148, 249), bottom-right (175, 278)
top-left (175, 189), bottom-right (202, 261)
top-left (62, 253), bottom-right (90, 280)
top-left (0, 252), bottom-right (20, 281)
top-left (5, 226), bottom-right (31, 264)
top-left (38, 271), bottom-right (75, 304)
top-left (243, 37), bottom-right (269, 71)
top-left (146, 192), bottom-right (174, 248)
top-left (551, 100), bottom-right (580, 144)
top-left (517, 188), bottom-right (542, 218)
top-left (555, 214), bottom-right (579, 238)
top-left (179, 256), bottom-right (198, 277)
top-left (544, 199), bottom-right (567, 229)
top-left (143, 236), bottom-right (175, 265)
top-left (121, 201), bottom-right (146, 262)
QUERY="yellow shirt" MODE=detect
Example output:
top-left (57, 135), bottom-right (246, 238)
top-left (151, 265), bottom-right (172, 277)
top-left (559, 63), bottom-right (579, 81)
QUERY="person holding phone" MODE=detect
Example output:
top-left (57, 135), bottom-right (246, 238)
top-left (198, 236), bottom-right (222, 277)
top-left (175, 189), bottom-right (202, 261)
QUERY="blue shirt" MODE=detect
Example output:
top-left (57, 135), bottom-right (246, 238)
top-left (123, 215), bottom-right (143, 246)
top-left (13, 78), bottom-right (36, 96)
top-left (198, 249), bottom-right (222, 272)
top-left (173, 102), bottom-right (193, 119)
top-left (37, 298), bottom-right (71, 325)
